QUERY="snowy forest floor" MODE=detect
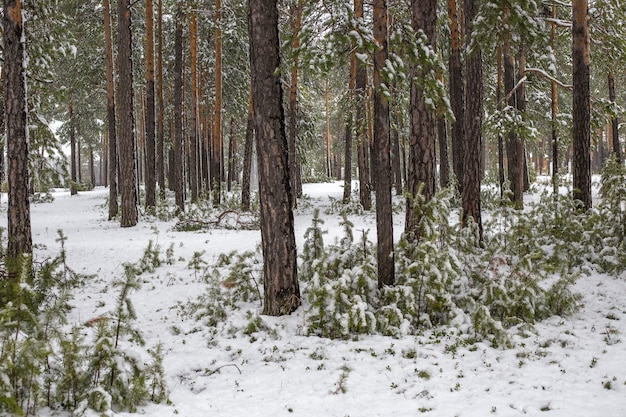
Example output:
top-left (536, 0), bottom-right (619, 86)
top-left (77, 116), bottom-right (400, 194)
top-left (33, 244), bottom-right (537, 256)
top-left (2, 180), bottom-right (626, 417)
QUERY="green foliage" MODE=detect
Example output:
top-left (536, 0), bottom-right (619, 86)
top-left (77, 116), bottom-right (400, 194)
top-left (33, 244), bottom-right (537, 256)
top-left (0, 237), bottom-right (167, 415)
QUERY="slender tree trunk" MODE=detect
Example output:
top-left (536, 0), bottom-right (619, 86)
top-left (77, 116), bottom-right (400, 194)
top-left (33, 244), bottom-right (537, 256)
top-left (156, 0), bottom-right (165, 198)
top-left (496, 44), bottom-right (505, 197)
top-left (0, 66), bottom-right (5, 186)
top-left (117, 0), bottom-right (139, 227)
top-left (227, 117), bottom-right (237, 191)
top-left (69, 103), bottom-right (78, 195)
top-left (189, 12), bottom-right (199, 202)
top-left (343, 39), bottom-right (356, 203)
top-left (89, 143), bottom-right (96, 186)
top-left (144, 0), bottom-right (156, 208)
top-left (104, 0), bottom-right (118, 218)
top-left (4, 0), bottom-right (33, 277)
top-left (448, 0), bottom-right (464, 191)
top-left (173, 5), bottom-right (185, 212)
top-left (461, 0), bottom-right (483, 239)
top-left (102, 130), bottom-right (108, 187)
top-left (249, 0), bottom-right (300, 316)
top-left (608, 70), bottom-right (621, 164)
top-left (325, 79), bottom-right (332, 178)
top-left (355, 0), bottom-right (371, 210)
top-left (437, 117), bottom-right (449, 188)
top-left (289, 0), bottom-right (304, 205)
top-left (241, 86), bottom-right (254, 211)
top-left (572, 0), bottom-right (591, 209)
top-left (406, 0), bottom-right (437, 239)
top-left (212, 0), bottom-right (223, 206)
top-left (373, 0), bottom-right (395, 287)
top-left (503, 9), bottom-right (523, 209)
top-left (392, 112), bottom-right (404, 194)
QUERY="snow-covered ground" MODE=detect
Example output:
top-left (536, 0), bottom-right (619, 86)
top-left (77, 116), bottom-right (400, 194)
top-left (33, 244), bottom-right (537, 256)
top-left (2, 182), bottom-right (625, 417)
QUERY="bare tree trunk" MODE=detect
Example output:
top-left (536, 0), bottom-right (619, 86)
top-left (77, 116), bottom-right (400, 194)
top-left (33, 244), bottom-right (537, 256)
top-left (289, 0), bottom-right (303, 205)
top-left (608, 70), bottom-right (621, 164)
top-left (461, 0), bottom-right (483, 239)
top-left (189, 12), bottom-right (199, 202)
top-left (4, 0), bottom-right (33, 276)
top-left (0, 66), bottom-right (5, 186)
top-left (249, 0), bottom-right (300, 316)
top-left (572, 0), bottom-right (591, 209)
top-left (227, 117), bottom-right (237, 191)
top-left (406, 0), bottom-right (437, 239)
top-left (69, 103), bottom-right (78, 195)
top-left (373, 0), bottom-right (395, 287)
top-left (355, 0), bottom-right (371, 210)
top-left (156, 0), bottom-right (165, 198)
top-left (173, 4), bottom-right (185, 212)
top-left (241, 87), bottom-right (254, 211)
top-left (104, 0), bottom-right (118, 218)
top-left (144, 0), bottom-right (156, 208)
top-left (448, 0), bottom-right (464, 191)
top-left (117, 0), bottom-right (139, 227)
top-left (496, 44), bottom-right (505, 197)
top-left (212, 0), bottom-right (223, 206)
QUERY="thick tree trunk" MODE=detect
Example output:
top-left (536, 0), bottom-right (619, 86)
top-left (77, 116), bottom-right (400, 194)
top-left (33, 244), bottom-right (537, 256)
top-left (104, 0), bottom-right (118, 218)
top-left (4, 0), bottom-right (33, 275)
top-left (156, 0), bottom-right (165, 198)
top-left (144, 0), bottom-right (156, 208)
top-left (406, 0), bottom-right (437, 239)
top-left (173, 5), bottom-right (185, 212)
top-left (373, 0), bottom-right (395, 287)
top-left (249, 0), bottom-right (300, 316)
top-left (117, 0), bottom-right (138, 227)
top-left (241, 87), bottom-right (254, 211)
top-left (572, 0), bottom-right (591, 209)
top-left (448, 0), bottom-right (464, 191)
top-left (461, 0), bottom-right (483, 239)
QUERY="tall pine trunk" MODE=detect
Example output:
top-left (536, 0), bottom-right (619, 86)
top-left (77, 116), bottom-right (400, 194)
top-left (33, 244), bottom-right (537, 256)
top-left (289, 0), bottom-right (304, 206)
top-left (173, 5), bottom-right (185, 212)
top-left (156, 0), bottom-right (166, 198)
top-left (104, 0), bottom-right (118, 219)
top-left (144, 0), bottom-right (157, 208)
top-left (4, 0), bottom-right (33, 277)
top-left (461, 0), bottom-right (483, 239)
top-left (69, 103), bottom-right (78, 195)
top-left (608, 70), bottom-right (621, 164)
top-left (212, 0), bottom-right (223, 206)
top-left (448, 0), bottom-right (464, 191)
top-left (406, 0), bottom-right (437, 239)
top-left (189, 13), bottom-right (199, 202)
top-left (117, 0), bottom-right (139, 227)
top-left (572, 0), bottom-right (591, 209)
top-left (373, 0), bottom-right (395, 287)
top-left (354, 0), bottom-right (371, 210)
top-left (249, 0), bottom-right (300, 316)
top-left (241, 86), bottom-right (254, 211)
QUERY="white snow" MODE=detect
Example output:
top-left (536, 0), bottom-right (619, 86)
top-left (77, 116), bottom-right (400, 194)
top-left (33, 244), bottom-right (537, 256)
top-left (1, 181), bottom-right (626, 417)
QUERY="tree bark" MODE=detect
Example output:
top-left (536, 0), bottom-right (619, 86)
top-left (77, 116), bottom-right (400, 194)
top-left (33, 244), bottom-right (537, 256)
top-left (212, 0), bottom-right (223, 206)
top-left (572, 0), bottom-right (591, 209)
top-left (144, 0), bottom-right (157, 208)
top-left (289, 0), bottom-right (304, 206)
top-left (0, 66), bottom-right (4, 186)
top-left (69, 103), bottom-right (78, 195)
top-left (189, 12), bottom-right (199, 202)
top-left (4, 0), bottom-right (33, 275)
top-left (448, 0), bottom-right (464, 192)
top-left (241, 86), bottom-right (254, 211)
top-left (373, 0), bottom-right (395, 287)
top-left (392, 112), bottom-right (404, 194)
top-left (227, 117), bottom-right (237, 191)
top-left (406, 0), bottom-right (437, 239)
top-left (354, 0), bottom-right (371, 210)
top-left (156, 0), bottom-right (165, 198)
top-left (496, 44), bottom-right (505, 197)
top-left (461, 0), bottom-right (483, 239)
top-left (173, 5), bottom-right (185, 212)
top-left (117, 0), bottom-right (139, 227)
top-left (104, 0), bottom-right (118, 219)
top-left (608, 70), bottom-right (621, 164)
top-left (249, 0), bottom-right (300, 316)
